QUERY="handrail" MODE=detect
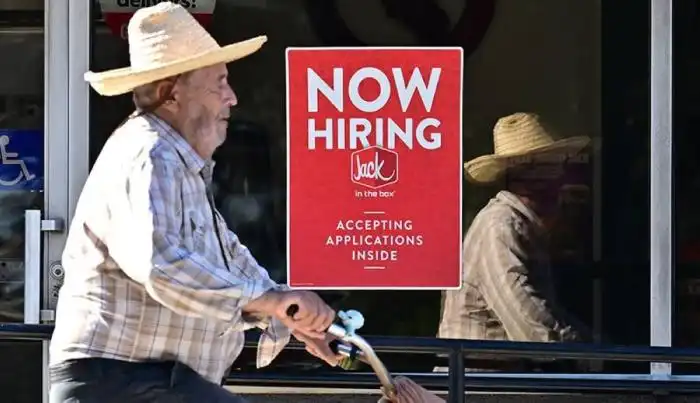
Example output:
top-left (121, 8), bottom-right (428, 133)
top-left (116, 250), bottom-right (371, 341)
top-left (241, 332), bottom-right (700, 364)
top-left (225, 372), bottom-right (700, 394)
top-left (3, 323), bottom-right (700, 403)
top-left (6, 323), bottom-right (700, 363)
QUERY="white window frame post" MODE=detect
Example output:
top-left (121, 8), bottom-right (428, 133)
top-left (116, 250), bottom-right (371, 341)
top-left (649, 0), bottom-right (673, 379)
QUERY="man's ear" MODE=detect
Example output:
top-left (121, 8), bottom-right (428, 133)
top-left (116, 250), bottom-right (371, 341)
top-left (155, 77), bottom-right (179, 106)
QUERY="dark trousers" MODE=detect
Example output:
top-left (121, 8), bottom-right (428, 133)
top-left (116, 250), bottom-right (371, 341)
top-left (49, 357), bottom-right (247, 403)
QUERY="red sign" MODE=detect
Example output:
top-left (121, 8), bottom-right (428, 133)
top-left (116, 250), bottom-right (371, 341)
top-left (99, 0), bottom-right (216, 39)
top-left (286, 48), bottom-right (463, 289)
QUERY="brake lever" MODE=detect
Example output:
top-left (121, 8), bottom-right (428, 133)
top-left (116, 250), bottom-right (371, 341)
top-left (286, 304), bottom-right (397, 400)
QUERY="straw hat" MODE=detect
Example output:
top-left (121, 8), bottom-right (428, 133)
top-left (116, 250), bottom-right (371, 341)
top-left (84, 2), bottom-right (267, 96)
top-left (463, 112), bottom-right (590, 184)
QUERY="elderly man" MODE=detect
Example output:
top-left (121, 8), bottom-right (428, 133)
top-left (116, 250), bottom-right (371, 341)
top-left (437, 112), bottom-right (592, 372)
top-left (48, 3), bottom-right (337, 402)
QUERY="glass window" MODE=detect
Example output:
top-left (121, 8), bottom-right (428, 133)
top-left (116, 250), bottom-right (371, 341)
top-left (673, 0), bottom-right (700, 375)
top-left (89, 0), bottom-right (651, 374)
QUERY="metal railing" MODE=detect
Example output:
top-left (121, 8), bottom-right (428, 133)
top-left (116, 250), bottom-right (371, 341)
top-left (3, 323), bottom-right (700, 402)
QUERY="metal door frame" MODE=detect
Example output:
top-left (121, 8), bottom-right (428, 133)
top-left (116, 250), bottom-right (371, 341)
top-left (649, 0), bottom-right (673, 378)
top-left (25, 2), bottom-right (70, 403)
top-left (37, 0), bottom-right (90, 401)
top-left (41, 0), bottom-right (91, 319)
top-left (43, 0), bottom-right (69, 316)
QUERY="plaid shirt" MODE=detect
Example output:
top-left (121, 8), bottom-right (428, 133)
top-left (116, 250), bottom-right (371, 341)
top-left (49, 113), bottom-right (290, 383)
top-left (437, 191), bottom-right (581, 344)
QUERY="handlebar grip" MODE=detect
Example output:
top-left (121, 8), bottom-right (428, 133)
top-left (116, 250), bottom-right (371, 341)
top-left (286, 305), bottom-right (362, 370)
top-left (286, 303), bottom-right (336, 333)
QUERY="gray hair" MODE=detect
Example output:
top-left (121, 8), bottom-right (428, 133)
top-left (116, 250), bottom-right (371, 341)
top-left (131, 72), bottom-right (193, 112)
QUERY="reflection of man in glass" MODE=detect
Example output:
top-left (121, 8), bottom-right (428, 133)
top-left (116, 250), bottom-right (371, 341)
top-left (437, 113), bottom-right (592, 371)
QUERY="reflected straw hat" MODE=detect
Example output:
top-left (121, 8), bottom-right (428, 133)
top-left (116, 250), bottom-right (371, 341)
top-left (463, 112), bottom-right (590, 184)
top-left (84, 2), bottom-right (267, 96)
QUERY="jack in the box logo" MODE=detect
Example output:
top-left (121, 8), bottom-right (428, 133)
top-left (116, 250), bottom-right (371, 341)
top-left (350, 145), bottom-right (399, 189)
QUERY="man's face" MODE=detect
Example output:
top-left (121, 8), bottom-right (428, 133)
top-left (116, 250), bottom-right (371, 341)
top-left (174, 63), bottom-right (237, 155)
top-left (505, 160), bottom-right (566, 219)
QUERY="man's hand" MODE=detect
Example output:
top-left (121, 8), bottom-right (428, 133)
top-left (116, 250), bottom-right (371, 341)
top-left (276, 290), bottom-right (335, 339)
top-left (243, 289), bottom-right (335, 339)
top-left (293, 330), bottom-right (341, 367)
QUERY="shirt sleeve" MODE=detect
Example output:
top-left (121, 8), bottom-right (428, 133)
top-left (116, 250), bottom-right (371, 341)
top-left (478, 222), bottom-right (581, 343)
top-left (225, 230), bottom-right (285, 325)
top-left (105, 153), bottom-right (277, 324)
top-left (223, 229), bottom-right (293, 368)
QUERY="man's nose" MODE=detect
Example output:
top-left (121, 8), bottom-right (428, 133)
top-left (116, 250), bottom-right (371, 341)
top-left (224, 83), bottom-right (237, 107)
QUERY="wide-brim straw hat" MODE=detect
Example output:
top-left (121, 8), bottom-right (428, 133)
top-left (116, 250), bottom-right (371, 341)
top-left (463, 112), bottom-right (590, 184)
top-left (84, 2), bottom-right (267, 96)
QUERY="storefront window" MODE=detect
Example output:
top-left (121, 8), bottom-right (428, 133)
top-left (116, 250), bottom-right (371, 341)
top-left (89, 0), bottom-right (651, 373)
top-left (673, 0), bottom-right (700, 375)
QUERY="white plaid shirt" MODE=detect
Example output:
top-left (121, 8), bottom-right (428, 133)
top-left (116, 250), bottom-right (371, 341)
top-left (49, 113), bottom-right (290, 383)
top-left (437, 191), bottom-right (582, 344)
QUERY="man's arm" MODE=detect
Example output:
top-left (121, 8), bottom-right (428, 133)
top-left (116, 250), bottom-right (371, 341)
top-left (106, 154), bottom-right (278, 324)
top-left (224, 228), bottom-right (286, 327)
top-left (478, 223), bottom-right (580, 343)
top-left (221, 226), bottom-right (344, 367)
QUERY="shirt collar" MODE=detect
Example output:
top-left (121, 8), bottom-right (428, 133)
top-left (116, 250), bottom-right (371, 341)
top-left (496, 190), bottom-right (546, 232)
top-left (144, 113), bottom-right (216, 177)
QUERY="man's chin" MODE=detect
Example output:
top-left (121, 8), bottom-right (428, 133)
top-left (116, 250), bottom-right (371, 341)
top-left (217, 131), bottom-right (228, 145)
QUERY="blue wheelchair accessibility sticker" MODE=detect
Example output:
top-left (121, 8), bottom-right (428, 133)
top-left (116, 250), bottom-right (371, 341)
top-left (0, 129), bottom-right (43, 191)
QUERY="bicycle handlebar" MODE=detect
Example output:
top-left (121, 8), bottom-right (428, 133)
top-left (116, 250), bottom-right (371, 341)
top-left (285, 304), bottom-right (397, 400)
